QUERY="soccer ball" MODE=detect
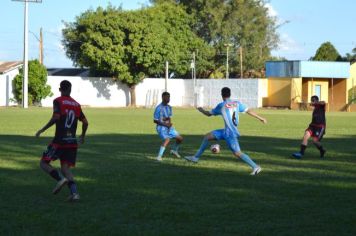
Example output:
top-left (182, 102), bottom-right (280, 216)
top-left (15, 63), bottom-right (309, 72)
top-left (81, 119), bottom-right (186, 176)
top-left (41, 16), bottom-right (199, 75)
top-left (210, 144), bottom-right (220, 154)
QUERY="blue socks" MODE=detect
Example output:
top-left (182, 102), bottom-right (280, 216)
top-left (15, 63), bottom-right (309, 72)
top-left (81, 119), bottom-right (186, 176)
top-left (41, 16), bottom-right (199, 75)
top-left (194, 137), bottom-right (209, 158)
top-left (240, 153), bottom-right (258, 169)
top-left (158, 146), bottom-right (165, 157)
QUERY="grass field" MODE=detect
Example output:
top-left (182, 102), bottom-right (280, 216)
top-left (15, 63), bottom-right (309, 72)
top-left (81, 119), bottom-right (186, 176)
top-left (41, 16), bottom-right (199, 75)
top-left (0, 107), bottom-right (355, 235)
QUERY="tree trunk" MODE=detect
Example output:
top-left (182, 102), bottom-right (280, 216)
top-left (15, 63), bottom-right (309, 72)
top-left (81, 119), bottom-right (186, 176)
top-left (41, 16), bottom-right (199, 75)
top-left (129, 85), bottom-right (136, 107)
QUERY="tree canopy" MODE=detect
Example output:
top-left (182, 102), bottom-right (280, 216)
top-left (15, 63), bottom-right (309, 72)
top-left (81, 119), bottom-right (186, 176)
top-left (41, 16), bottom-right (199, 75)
top-left (150, 0), bottom-right (279, 76)
top-left (62, 3), bottom-right (213, 105)
top-left (311, 41), bottom-right (342, 61)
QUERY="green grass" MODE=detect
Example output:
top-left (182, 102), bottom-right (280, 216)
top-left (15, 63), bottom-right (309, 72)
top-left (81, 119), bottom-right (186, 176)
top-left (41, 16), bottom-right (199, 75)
top-left (0, 107), bottom-right (355, 235)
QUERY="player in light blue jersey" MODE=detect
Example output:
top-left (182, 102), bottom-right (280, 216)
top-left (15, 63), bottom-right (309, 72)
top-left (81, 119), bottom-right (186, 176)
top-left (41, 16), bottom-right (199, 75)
top-left (184, 87), bottom-right (267, 175)
top-left (153, 92), bottom-right (183, 161)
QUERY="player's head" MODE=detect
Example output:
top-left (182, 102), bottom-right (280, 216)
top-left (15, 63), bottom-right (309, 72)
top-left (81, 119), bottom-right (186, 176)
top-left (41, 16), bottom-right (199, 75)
top-left (221, 87), bottom-right (231, 100)
top-left (311, 95), bottom-right (319, 104)
top-left (59, 80), bottom-right (72, 96)
top-left (162, 91), bottom-right (170, 104)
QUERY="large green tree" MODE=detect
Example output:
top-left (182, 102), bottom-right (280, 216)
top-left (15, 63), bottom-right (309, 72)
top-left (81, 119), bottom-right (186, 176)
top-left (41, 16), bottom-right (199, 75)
top-left (311, 41), bottom-right (342, 61)
top-left (62, 3), bottom-right (213, 106)
top-left (13, 59), bottom-right (52, 105)
top-left (151, 0), bottom-right (279, 77)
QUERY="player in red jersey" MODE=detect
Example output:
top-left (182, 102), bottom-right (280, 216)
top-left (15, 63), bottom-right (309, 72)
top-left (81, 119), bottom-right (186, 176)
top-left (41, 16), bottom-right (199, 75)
top-left (292, 95), bottom-right (326, 159)
top-left (36, 80), bottom-right (88, 201)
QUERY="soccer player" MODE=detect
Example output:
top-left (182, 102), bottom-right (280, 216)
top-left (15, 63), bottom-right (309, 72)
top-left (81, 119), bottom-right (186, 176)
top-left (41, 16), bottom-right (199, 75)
top-left (36, 80), bottom-right (88, 201)
top-left (153, 91), bottom-right (183, 161)
top-left (184, 87), bottom-right (267, 175)
top-left (292, 95), bottom-right (326, 159)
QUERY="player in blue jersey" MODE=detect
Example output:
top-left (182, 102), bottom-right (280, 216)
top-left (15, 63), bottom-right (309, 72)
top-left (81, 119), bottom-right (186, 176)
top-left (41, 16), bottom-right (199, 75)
top-left (184, 87), bottom-right (267, 175)
top-left (154, 92), bottom-right (183, 161)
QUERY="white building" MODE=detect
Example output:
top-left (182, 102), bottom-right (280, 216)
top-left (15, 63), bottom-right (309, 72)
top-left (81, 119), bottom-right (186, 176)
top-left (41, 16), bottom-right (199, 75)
top-left (0, 61), bottom-right (22, 106)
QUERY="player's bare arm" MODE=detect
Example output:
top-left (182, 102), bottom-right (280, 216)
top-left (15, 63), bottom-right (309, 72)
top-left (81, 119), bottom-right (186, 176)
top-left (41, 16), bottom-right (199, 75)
top-left (197, 107), bottom-right (212, 117)
top-left (246, 109), bottom-right (267, 124)
top-left (78, 117), bottom-right (89, 144)
top-left (35, 114), bottom-right (60, 137)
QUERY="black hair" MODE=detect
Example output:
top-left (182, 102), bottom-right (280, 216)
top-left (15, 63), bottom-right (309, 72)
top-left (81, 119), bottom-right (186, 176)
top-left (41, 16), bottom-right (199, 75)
top-left (162, 91), bottom-right (170, 97)
top-left (221, 87), bottom-right (231, 98)
top-left (60, 80), bottom-right (72, 92)
top-left (311, 95), bottom-right (319, 101)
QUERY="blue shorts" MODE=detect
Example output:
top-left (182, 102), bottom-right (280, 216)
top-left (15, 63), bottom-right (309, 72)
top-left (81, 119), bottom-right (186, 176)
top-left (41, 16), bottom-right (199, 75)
top-left (156, 126), bottom-right (179, 140)
top-left (212, 129), bottom-right (241, 153)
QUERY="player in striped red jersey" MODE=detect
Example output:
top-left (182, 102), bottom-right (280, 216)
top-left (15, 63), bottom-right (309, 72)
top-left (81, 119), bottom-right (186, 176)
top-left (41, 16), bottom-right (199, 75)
top-left (292, 95), bottom-right (326, 159)
top-left (36, 80), bottom-right (88, 201)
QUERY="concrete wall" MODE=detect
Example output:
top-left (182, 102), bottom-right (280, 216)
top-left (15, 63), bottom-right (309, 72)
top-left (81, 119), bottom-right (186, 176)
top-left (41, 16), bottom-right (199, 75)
top-left (0, 68), bottom-right (19, 106)
top-left (41, 76), bottom-right (267, 108)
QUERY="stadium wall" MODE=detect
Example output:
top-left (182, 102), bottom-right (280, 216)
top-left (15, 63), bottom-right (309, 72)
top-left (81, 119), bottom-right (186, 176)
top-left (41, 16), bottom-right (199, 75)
top-left (40, 76), bottom-right (267, 108)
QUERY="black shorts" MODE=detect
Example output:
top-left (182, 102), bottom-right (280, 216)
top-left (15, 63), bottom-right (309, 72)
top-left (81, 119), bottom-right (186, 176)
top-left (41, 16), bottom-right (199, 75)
top-left (306, 125), bottom-right (325, 141)
top-left (41, 143), bottom-right (77, 167)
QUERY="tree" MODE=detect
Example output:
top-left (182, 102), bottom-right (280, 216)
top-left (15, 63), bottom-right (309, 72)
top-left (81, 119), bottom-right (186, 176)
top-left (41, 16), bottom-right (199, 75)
top-left (62, 3), bottom-right (213, 106)
top-left (13, 59), bottom-right (52, 105)
top-left (151, 0), bottom-right (279, 76)
top-left (344, 47), bottom-right (356, 62)
top-left (311, 41), bottom-right (342, 61)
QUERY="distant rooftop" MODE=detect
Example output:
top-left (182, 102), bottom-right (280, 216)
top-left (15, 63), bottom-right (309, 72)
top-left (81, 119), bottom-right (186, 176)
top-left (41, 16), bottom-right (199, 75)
top-left (47, 68), bottom-right (89, 76)
top-left (0, 61), bottom-right (22, 74)
top-left (266, 60), bottom-right (350, 79)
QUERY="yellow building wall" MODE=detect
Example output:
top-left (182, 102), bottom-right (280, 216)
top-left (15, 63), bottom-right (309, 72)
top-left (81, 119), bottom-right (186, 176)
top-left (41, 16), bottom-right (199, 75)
top-left (348, 63), bottom-right (356, 104)
top-left (328, 79), bottom-right (347, 111)
top-left (291, 78), bottom-right (302, 103)
top-left (308, 79), bottom-right (329, 103)
top-left (267, 78), bottom-right (293, 107)
top-left (301, 78), bottom-right (329, 103)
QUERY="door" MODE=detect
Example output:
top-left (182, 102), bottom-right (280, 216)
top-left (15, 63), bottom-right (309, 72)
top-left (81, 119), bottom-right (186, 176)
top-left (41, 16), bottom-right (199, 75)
top-left (314, 85), bottom-right (321, 100)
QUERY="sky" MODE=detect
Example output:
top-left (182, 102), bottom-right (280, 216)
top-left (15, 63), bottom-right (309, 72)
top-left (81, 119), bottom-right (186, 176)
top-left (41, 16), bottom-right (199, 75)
top-left (0, 0), bottom-right (355, 68)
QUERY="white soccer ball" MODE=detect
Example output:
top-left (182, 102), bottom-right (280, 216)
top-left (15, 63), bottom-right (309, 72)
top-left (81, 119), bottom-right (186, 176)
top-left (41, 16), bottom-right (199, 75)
top-left (210, 144), bottom-right (220, 154)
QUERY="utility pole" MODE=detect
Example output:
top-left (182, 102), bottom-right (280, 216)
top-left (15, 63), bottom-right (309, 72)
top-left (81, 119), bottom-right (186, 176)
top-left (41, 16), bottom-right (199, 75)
top-left (12, 0), bottom-right (43, 108)
top-left (165, 61), bottom-right (168, 92)
top-left (40, 27), bottom-right (43, 64)
top-left (224, 43), bottom-right (233, 79)
top-left (23, 1), bottom-right (29, 108)
top-left (30, 28), bottom-right (43, 64)
top-left (192, 51), bottom-right (196, 88)
top-left (239, 46), bottom-right (243, 79)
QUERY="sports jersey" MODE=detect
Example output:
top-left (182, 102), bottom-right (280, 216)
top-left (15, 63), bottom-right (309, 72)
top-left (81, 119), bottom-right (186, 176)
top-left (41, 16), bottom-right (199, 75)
top-left (52, 96), bottom-right (85, 146)
top-left (311, 103), bottom-right (326, 126)
top-left (153, 103), bottom-right (172, 127)
top-left (210, 99), bottom-right (248, 137)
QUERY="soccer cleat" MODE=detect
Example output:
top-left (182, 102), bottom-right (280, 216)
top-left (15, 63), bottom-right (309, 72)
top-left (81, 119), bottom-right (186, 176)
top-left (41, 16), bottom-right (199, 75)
top-left (320, 149), bottom-right (326, 158)
top-left (68, 193), bottom-right (80, 202)
top-left (292, 152), bottom-right (303, 159)
top-left (52, 177), bottom-right (68, 195)
top-left (156, 156), bottom-right (162, 161)
top-left (170, 150), bottom-right (181, 158)
top-left (183, 156), bottom-right (199, 163)
top-left (250, 166), bottom-right (262, 175)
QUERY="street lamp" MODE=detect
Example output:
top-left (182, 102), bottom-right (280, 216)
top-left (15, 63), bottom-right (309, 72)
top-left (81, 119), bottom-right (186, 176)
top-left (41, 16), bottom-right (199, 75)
top-left (12, 0), bottom-right (42, 108)
top-left (224, 43), bottom-right (233, 79)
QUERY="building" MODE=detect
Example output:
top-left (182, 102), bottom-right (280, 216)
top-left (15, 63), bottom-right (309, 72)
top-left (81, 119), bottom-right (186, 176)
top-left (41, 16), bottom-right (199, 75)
top-left (265, 60), bottom-right (353, 111)
top-left (0, 61), bottom-right (22, 106)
